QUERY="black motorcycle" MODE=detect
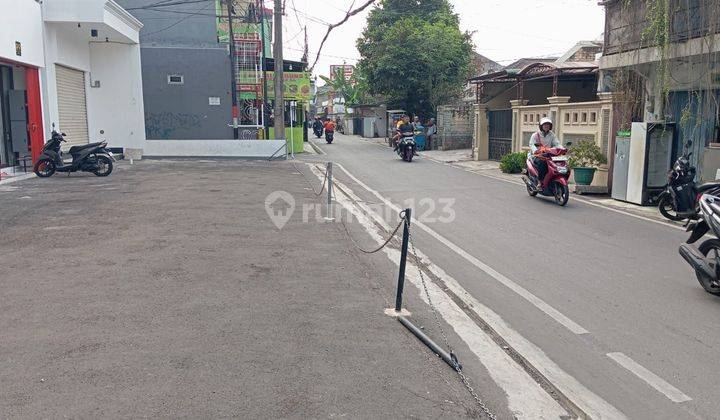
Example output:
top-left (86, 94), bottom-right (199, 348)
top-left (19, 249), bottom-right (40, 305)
top-left (658, 141), bottom-right (720, 221)
top-left (396, 131), bottom-right (416, 162)
top-left (312, 123), bottom-right (323, 139)
top-left (33, 127), bottom-right (115, 178)
top-left (679, 194), bottom-right (720, 296)
top-left (325, 130), bottom-right (334, 144)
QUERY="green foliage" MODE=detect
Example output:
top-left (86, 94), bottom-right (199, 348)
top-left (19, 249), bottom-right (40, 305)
top-left (356, 0), bottom-right (473, 117)
top-left (499, 152), bottom-right (527, 174)
top-left (568, 140), bottom-right (607, 169)
top-left (319, 68), bottom-right (369, 111)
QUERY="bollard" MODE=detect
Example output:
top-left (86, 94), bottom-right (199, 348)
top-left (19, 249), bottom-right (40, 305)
top-left (325, 162), bottom-right (334, 221)
top-left (395, 208), bottom-right (412, 312)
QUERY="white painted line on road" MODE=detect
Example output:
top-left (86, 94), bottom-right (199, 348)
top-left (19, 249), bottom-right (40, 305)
top-left (606, 352), bottom-right (692, 403)
top-left (308, 139), bottom-right (326, 155)
top-left (423, 155), bottom-right (686, 232)
top-left (317, 166), bottom-right (570, 419)
top-left (334, 162), bottom-right (590, 335)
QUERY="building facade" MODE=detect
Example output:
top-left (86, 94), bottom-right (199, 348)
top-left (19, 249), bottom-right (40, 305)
top-left (0, 0), bottom-right (145, 169)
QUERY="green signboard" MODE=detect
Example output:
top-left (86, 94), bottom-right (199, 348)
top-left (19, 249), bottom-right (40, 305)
top-left (264, 71), bottom-right (312, 101)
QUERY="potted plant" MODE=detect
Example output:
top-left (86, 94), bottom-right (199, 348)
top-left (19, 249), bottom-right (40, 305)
top-left (568, 140), bottom-right (608, 185)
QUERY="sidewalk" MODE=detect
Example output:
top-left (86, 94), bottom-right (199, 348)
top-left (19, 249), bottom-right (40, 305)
top-left (0, 159), bottom-right (492, 418)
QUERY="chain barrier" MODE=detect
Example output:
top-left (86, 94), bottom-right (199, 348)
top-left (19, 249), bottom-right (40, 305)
top-left (340, 210), bottom-right (406, 254)
top-left (292, 161), bottom-right (328, 197)
top-left (409, 234), bottom-right (497, 420)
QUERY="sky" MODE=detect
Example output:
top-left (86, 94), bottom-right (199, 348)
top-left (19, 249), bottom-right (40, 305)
top-left (273, 0), bottom-right (606, 81)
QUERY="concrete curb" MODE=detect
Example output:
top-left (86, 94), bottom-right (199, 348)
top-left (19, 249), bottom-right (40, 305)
top-left (0, 173), bottom-right (36, 186)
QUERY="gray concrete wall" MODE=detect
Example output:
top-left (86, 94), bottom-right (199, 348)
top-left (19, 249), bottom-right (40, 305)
top-left (437, 104), bottom-right (475, 150)
top-left (140, 47), bottom-right (232, 140)
top-left (118, 0), bottom-right (234, 140)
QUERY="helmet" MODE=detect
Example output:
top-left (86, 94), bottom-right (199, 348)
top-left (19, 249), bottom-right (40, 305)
top-left (539, 117), bottom-right (553, 131)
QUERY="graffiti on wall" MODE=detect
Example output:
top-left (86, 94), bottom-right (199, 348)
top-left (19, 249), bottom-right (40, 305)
top-left (145, 112), bottom-right (203, 139)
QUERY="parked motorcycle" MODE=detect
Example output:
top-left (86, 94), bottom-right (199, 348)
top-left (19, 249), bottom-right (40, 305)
top-left (325, 130), bottom-right (334, 144)
top-left (658, 141), bottom-right (720, 221)
top-left (521, 146), bottom-right (571, 206)
top-left (396, 131), bottom-right (416, 162)
top-left (33, 126), bottom-right (115, 178)
top-left (679, 194), bottom-right (720, 296)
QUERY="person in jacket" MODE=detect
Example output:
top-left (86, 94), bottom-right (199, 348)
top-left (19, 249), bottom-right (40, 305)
top-left (529, 117), bottom-right (560, 183)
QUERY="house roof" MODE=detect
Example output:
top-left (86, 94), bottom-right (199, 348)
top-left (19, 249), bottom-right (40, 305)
top-left (468, 60), bottom-right (598, 84)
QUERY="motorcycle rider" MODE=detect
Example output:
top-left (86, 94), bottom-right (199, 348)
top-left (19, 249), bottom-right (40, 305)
top-left (324, 118), bottom-right (336, 135)
top-left (394, 115), bottom-right (413, 151)
top-left (529, 117), bottom-right (560, 185)
top-left (312, 116), bottom-right (324, 136)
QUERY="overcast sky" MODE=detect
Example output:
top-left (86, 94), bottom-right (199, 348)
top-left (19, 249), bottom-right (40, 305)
top-left (272, 0), bottom-right (605, 81)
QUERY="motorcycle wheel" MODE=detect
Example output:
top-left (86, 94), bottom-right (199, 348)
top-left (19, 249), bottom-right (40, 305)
top-left (553, 182), bottom-right (569, 206)
top-left (695, 239), bottom-right (720, 295)
top-left (404, 148), bottom-right (413, 162)
top-left (658, 194), bottom-right (684, 221)
top-left (34, 159), bottom-right (56, 178)
top-left (93, 156), bottom-right (113, 177)
top-left (525, 178), bottom-right (538, 197)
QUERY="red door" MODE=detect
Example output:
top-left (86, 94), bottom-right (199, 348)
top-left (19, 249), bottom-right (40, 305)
top-left (25, 67), bottom-right (44, 163)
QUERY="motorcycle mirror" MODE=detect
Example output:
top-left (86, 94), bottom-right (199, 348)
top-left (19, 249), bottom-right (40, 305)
top-left (565, 141), bottom-right (572, 147)
top-left (52, 122), bottom-right (55, 129)
top-left (100, 130), bottom-right (104, 135)
top-left (61, 132), bottom-right (66, 137)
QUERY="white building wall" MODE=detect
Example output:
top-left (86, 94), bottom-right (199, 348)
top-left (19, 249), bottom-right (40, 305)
top-left (41, 23), bottom-right (93, 138)
top-left (0, 0), bottom-right (44, 67)
top-left (88, 42), bottom-right (146, 149)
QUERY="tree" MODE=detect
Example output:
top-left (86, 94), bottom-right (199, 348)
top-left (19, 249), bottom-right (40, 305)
top-left (356, 0), bottom-right (473, 117)
top-left (319, 67), bottom-right (370, 110)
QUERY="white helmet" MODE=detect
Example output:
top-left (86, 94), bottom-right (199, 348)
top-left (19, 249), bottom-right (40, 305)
top-left (539, 117), bottom-right (553, 131)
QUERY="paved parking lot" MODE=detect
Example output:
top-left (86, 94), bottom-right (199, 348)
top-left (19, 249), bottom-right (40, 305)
top-left (0, 160), bottom-right (499, 418)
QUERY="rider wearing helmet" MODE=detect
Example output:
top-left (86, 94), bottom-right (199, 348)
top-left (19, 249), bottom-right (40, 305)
top-left (529, 117), bottom-right (560, 184)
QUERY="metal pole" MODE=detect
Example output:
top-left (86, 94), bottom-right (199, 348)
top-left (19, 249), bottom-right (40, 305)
top-left (226, 0), bottom-right (239, 139)
top-left (326, 162), bottom-right (333, 220)
top-left (273, 0), bottom-right (285, 143)
top-left (398, 316), bottom-right (460, 370)
top-left (395, 208), bottom-right (412, 312)
top-left (259, 1), bottom-right (269, 139)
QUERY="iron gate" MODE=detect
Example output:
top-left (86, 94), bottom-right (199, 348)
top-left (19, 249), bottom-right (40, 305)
top-left (488, 109), bottom-right (512, 161)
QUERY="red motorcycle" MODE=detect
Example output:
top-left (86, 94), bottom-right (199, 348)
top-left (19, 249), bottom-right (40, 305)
top-left (522, 146), bottom-right (571, 206)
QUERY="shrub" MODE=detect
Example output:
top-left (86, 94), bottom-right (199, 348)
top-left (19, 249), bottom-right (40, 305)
top-left (567, 140), bottom-right (608, 168)
top-left (499, 151), bottom-right (527, 174)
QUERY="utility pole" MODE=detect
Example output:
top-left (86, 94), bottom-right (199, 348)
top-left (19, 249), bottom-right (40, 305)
top-left (259, 1), bottom-right (270, 139)
top-left (273, 0), bottom-right (285, 145)
top-left (226, 0), bottom-right (239, 139)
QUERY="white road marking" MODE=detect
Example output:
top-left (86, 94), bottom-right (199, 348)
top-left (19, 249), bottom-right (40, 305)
top-left (334, 162), bottom-right (590, 335)
top-left (606, 352), bottom-right (692, 403)
top-left (314, 165), bottom-right (570, 419)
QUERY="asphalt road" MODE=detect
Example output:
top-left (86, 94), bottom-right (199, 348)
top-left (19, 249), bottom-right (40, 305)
top-left (305, 133), bottom-right (720, 419)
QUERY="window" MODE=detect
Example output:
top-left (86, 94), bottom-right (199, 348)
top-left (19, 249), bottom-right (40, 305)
top-left (581, 112), bottom-right (587, 123)
top-left (523, 114), bottom-right (528, 123)
top-left (529, 114), bottom-right (534, 123)
top-left (167, 74), bottom-right (184, 85)
top-left (564, 113), bottom-right (570, 123)
top-left (590, 112), bottom-right (597, 123)
top-left (573, 112), bottom-right (579, 123)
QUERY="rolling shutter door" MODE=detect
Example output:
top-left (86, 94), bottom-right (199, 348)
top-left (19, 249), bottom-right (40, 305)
top-left (55, 65), bottom-right (89, 148)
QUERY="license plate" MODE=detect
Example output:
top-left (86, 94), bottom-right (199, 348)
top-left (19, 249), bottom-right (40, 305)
top-left (551, 156), bottom-right (568, 162)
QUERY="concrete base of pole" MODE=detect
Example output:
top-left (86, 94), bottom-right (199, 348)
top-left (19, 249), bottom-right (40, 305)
top-left (384, 308), bottom-right (411, 317)
top-left (398, 315), bottom-right (460, 370)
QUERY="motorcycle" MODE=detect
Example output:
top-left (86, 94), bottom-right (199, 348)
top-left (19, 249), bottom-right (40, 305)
top-left (658, 141), bottom-right (720, 221)
top-left (325, 130), bottom-right (334, 144)
top-left (396, 131), bottom-right (416, 162)
top-left (313, 124), bottom-right (323, 139)
top-left (521, 146), bottom-right (571, 206)
top-left (679, 194), bottom-right (720, 296)
top-left (33, 126), bottom-right (115, 178)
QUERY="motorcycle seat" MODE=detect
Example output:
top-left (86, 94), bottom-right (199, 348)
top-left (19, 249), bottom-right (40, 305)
top-left (69, 142), bottom-right (105, 153)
